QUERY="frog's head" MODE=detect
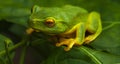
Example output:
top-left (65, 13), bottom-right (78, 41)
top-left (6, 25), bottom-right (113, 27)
top-left (28, 5), bottom-right (68, 35)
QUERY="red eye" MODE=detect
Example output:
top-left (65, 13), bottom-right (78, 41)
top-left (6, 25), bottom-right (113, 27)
top-left (44, 18), bottom-right (55, 27)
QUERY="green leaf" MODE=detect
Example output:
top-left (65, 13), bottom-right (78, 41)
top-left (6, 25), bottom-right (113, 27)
top-left (0, 0), bottom-right (32, 26)
top-left (79, 46), bottom-right (120, 64)
top-left (38, 47), bottom-right (110, 64)
top-left (30, 32), bottom-right (57, 58)
top-left (40, 46), bottom-right (92, 64)
top-left (9, 24), bottom-right (27, 37)
top-left (0, 7), bottom-right (30, 26)
top-left (40, 46), bottom-right (120, 64)
top-left (90, 21), bottom-right (120, 55)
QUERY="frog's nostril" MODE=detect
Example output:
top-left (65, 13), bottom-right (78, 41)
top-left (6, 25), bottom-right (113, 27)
top-left (44, 18), bottom-right (55, 27)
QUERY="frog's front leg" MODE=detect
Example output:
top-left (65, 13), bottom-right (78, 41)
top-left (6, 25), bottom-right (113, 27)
top-left (85, 12), bottom-right (102, 44)
top-left (56, 23), bottom-right (86, 51)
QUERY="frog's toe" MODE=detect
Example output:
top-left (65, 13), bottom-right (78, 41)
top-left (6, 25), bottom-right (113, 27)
top-left (56, 42), bottom-right (71, 51)
top-left (56, 43), bottom-right (62, 47)
top-left (64, 47), bottom-right (71, 51)
top-left (56, 41), bottom-right (69, 47)
top-left (64, 41), bottom-right (75, 51)
top-left (56, 39), bottom-right (71, 47)
top-left (84, 39), bottom-right (92, 44)
top-left (84, 35), bottom-right (94, 44)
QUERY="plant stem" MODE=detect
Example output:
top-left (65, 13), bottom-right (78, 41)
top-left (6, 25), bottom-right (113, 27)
top-left (0, 35), bottom-right (29, 56)
top-left (4, 41), bottom-right (13, 64)
top-left (19, 43), bottom-right (28, 64)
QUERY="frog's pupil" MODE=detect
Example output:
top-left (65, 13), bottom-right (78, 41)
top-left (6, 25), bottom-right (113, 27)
top-left (44, 19), bottom-right (55, 27)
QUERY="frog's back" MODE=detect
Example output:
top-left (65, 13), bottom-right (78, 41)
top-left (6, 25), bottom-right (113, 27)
top-left (62, 5), bottom-right (88, 16)
top-left (61, 5), bottom-right (88, 28)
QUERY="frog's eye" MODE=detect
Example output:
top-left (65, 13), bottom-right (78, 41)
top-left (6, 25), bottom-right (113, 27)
top-left (44, 18), bottom-right (55, 28)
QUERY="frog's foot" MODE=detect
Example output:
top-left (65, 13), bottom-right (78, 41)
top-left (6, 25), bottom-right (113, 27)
top-left (56, 39), bottom-right (80, 51)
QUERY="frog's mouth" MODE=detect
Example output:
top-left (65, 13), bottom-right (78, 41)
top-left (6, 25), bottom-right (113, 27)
top-left (31, 25), bottom-right (67, 35)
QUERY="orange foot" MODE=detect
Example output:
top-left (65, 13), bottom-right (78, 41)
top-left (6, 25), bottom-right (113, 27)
top-left (56, 38), bottom-right (80, 51)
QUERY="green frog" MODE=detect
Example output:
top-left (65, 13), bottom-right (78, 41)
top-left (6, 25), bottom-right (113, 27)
top-left (27, 5), bottom-right (102, 51)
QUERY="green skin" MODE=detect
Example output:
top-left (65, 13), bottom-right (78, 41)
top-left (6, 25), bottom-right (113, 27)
top-left (28, 5), bottom-right (102, 51)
